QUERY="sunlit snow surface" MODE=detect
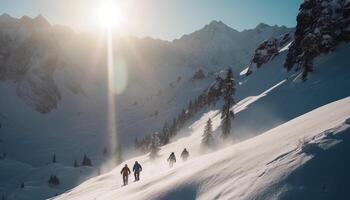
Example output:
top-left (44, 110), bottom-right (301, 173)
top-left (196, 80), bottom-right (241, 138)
top-left (53, 96), bottom-right (350, 200)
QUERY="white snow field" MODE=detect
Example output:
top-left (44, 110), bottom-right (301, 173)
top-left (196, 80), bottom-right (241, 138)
top-left (53, 96), bottom-right (350, 200)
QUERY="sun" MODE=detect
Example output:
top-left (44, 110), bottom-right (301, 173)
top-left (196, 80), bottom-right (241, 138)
top-left (98, 1), bottom-right (122, 28)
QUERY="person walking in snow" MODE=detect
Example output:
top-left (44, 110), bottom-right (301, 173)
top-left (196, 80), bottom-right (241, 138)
top-left (120, 164), bottom-right (131, 186)
top-left (180, 148), bottom-right (189, 161)
top-left (167, 152), bottom-right (176, 167)
top-left (133, 161), bottom-right (142, 181)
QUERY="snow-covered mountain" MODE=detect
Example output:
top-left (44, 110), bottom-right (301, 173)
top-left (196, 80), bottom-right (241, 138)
top-left (116, 21), bottom-right (293, 145)
top-left (51, 0), bottom-right (350, 198)
top-left (0, 14), bottom-right (294, 199)
top-left (1, 0), bottom-right (350, 199)
top-left (173, 20), bottom-right (292, 71)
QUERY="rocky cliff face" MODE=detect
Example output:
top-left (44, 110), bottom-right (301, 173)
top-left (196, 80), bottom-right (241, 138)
top-left (244, 33), bottom-right (293, 76)
top-left (0, 15), bottom-right (93, 113)
top-left (0, 15), bottom-right (63, 113)
top-left (285, 0), bottom-right (350, 80)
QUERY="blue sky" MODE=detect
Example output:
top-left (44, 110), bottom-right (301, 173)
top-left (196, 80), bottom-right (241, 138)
top-left (0, 0), bottom-right (303, 40)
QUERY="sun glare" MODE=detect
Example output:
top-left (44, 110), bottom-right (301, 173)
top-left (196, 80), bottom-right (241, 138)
top-left (98, 1), bottom-right (122, 28)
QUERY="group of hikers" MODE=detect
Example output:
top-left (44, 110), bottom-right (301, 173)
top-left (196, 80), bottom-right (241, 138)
top-left (120, 148), bottom-right (190, 185)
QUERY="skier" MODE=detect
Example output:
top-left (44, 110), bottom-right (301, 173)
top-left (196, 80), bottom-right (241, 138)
top-left (167, 152), bottom-right (176, 167)
top-left (133, 161), bottom-right (142, 181)
top-left (120, 164), bottom-right (131, 186)
top-left (180, 148), bottom-right (189, 161)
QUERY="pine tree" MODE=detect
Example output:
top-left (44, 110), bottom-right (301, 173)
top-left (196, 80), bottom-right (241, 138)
top-left (149, 133), bottom-right (160, 160)
top-left (170, 119), bottom-right (177, 137)
top-left (134, 137), bottom-right (139, 149)
top-left (161, 122), bottom-right (170, 145)
top-left (81, 155), bottom-right (92, 166)
top-left (52, 153), bottom-right (56, 163)
top-left (115, 145), bottom-right (123, 164)
top-left (221, 69), bottom-right (236, 139)
top-left (201, 118), bottom-right (214, 149)
top-left (20, 182), bottom-right (24, 188)
top-left (103, 147), bottom-right (108, 156)
top-left (188, 100), bottom-right (193, 115)
top-left (48, 175), bottom-right (60, 185)
top-left (74, 159), bottom-right (78, 168)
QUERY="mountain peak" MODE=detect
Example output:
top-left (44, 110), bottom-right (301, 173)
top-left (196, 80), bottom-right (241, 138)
top-left (0, 13), bottom-right (14, 22)
top-left (0, 13), bottom-right (11, 18)
top-left (209, 20), bottom-right (225, 26)
top-left (255, 23), bottom-right (271, 30)
top-left (19, 14), bottom-right (50, 27)
top-left (206, 20), bottom-right (233, 30)
top-left (33, 14), bottom-right (50, 26)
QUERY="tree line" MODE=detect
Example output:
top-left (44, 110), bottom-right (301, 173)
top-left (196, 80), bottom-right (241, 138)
top-left (134, 69), bottom-right (236, 155)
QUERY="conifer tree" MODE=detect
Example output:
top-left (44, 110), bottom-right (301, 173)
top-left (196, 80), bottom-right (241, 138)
top-left (115, 145), bottom-right (123, 164)
top-left (149, 133), bottom-right (160, 160)
top-left (103, 147), bottom-right (108, 156)
top-left (48, 175), bottom-right (60, 185)
top-left (188, 100), bottom-right (193, 115)
top-left (201, 118), bottom-right (214, 149)
top-left (52, 153), bottom-right (56, 163)
top-left (134, 137), bottom-right (139, 149)
top-left (81, 155), bottom-right (92, 166)
top-left (161, 122), bottom-right (170, 145)
top-left (74, 159), bottom-right (78, 168)
top-left (221, 69), bottom-right (236, 139)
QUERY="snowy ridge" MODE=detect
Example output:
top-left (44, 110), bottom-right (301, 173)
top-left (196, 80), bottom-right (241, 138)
top-left (53, 96), bottom-right (350, 200)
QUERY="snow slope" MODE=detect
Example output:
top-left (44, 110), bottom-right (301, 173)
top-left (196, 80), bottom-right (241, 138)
top-left (232, 43), bottom-right (350, 141)
top-left (53, 96), bottom-right (350, 200)
top-left (1, 4), bottom-right (349, 199)
top-left (0, 14), bottom-right (294, 199)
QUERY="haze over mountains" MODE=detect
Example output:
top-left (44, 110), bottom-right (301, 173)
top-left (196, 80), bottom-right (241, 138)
top-left (1, 0), bottom-right (350, 198)
top-left (0, 13), bottom-right (293, 144)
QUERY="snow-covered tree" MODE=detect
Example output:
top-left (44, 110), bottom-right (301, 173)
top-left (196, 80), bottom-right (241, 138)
top-left (201, 118), bottom-right (214, 149)
top-left (149, 133), bottom-right (161, 160)
top-left (160, 122), bottom-right (170, 145)
top-left (115, 145), bottom-right (123, 164)
top-left (285, 0), bottom-right (350, 80)
top-left (221, 69), bottom-right (236, 139)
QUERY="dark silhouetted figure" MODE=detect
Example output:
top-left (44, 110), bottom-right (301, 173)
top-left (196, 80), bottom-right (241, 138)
top-left (120, 164), bottom-right (131, 186)
top-left (167, 152), bottom-right (176, 167)
top-left (180, 148), bottom-right (189, 161)
top-left (133, 161), bottom-right (142, 181)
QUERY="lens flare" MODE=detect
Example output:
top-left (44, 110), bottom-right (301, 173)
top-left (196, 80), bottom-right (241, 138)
top-left (98, 1), bottom-right (122, 28)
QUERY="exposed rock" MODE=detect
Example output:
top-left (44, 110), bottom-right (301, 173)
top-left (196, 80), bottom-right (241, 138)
top-left (245, 33), bottom-right (293, 75)
top-left (285, 0), bottom-right (350, 80)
